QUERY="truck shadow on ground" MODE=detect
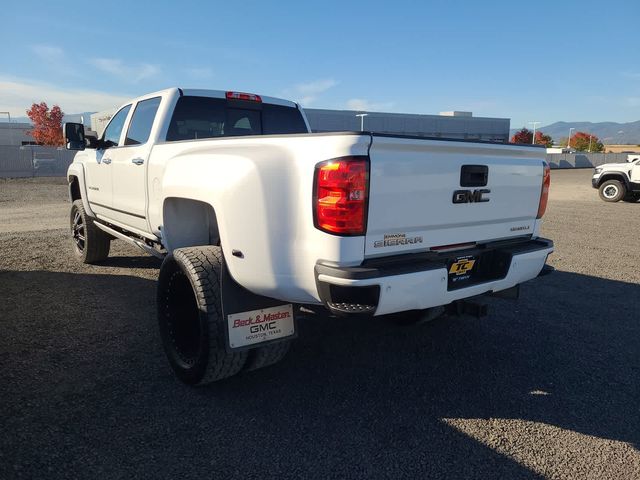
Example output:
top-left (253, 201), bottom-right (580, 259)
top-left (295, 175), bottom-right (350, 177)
top-left (0, 268), bottom-right (638, 479)
top-left (98, 255), bottom-right (163, 270)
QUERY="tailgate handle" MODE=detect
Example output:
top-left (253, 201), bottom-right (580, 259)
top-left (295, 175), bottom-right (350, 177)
top-left (460, 165), bottom-right (488, 187)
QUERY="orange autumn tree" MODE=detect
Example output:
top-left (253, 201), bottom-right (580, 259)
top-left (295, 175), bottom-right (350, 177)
top-left (510, 127), bottom-right (533, 144)
top-left (534, 131), bottom-right (553, 147)
top-left (569, 131), bottom-right (604, 152)
top-left (26, 102), bottom-right (64, 146)
top-left (511, 128), bottom-right (554, 147)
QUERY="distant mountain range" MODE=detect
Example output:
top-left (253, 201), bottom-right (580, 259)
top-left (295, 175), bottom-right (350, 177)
top-left (511, 120), bottom-right (640, 145)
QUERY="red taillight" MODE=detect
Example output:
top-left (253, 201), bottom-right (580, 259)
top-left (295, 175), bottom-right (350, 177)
top-left (537, 162), bottom-right (551, 219)
top-left (226, 91), bottom-right (262, 102)
top-left (314, 157), bottom-right (369, 236)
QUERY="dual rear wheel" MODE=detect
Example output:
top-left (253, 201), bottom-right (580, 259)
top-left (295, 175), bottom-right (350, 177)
top-left (156, 246), bottom-right (291, 385)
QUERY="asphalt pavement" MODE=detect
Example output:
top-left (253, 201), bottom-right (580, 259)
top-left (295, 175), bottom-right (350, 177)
top-left (0, 171), bottom-right (638, 479)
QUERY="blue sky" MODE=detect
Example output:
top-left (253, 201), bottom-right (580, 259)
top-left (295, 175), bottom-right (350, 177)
top-left (1, 0), bottom-right (639, 128)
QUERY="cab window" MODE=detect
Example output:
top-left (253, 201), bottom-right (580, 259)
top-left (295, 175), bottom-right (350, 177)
top-left (165, 96), bottom-right (307, 142)
top-left (103, 105), bottom-right (131, 148)
top-left (125, 97), bottom-right (161, 146)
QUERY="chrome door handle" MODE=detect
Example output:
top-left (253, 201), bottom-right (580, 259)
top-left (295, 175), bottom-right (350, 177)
top-left (131, 158), bottom-right (144, 165)
top-left (102, 158), bottom-right (112, 164)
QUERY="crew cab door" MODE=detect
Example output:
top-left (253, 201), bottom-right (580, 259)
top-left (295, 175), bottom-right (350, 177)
top-left (109, 97), bottom-right (162, 232)
top-left (84, 104), bottom-right (131, 218)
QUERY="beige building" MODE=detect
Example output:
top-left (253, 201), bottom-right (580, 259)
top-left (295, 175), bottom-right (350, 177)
top-left (90, 110), bottom-right (116, 136)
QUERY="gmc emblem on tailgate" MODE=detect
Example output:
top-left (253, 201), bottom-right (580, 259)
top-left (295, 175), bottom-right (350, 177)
top-left (452, 189), bottom-right (491, 203)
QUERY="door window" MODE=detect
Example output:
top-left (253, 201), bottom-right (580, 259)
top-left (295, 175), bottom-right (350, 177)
top-left (125, 97), bottom-right (162, 145)
top-left (103, 105), bottom-right (132, 148)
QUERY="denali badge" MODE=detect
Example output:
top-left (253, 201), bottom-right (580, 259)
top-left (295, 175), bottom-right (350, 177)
top-left (374, 233), bottom-right (423, 248)
top-left (453, 189), bottom-right (490, 204)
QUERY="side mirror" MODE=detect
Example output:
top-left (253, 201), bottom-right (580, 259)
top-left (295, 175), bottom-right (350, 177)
top-left (64, 122), bottom-right (86, 151)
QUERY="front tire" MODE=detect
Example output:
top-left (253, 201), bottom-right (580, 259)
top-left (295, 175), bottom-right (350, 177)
top-left (157, 246), bottom-right (248, 385)
top-left (70, 200), bottom-right (111, 264)
top-left (598, 180), bottom-right (626, 202)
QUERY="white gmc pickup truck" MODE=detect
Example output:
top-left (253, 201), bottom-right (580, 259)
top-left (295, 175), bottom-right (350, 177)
top-left (64, 88), bottom-right (553, 385)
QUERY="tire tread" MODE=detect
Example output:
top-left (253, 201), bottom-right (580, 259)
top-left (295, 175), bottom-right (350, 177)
top-left (71, 200), bottom-right (110, 264)
top-left (171, 246), bottom-right (247, 384)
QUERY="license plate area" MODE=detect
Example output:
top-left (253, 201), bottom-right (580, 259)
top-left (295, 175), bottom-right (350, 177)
top-left (447, 249), bottom-right (512, 290)
top-left (227, 304), bottom-right (296, 350)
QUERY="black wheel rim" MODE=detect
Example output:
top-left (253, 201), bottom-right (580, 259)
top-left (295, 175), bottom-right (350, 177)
top-left (71, 208), bottom-right (85, 251)
top-left (165, 271), bottom-right (202, 367)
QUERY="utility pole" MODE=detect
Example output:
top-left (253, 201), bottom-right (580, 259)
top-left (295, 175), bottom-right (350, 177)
top-left (355, 113), bottom-right (368, 132)
top-left (528, 121), bottom-right (541, 144)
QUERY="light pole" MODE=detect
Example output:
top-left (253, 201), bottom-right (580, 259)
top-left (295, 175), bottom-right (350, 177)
top-left (567, 128), bottom-right (575, 149)
top-left (528, 121), bottom-right (541, 144)
top-left (0, 112), bottom-right (13, 145)
top-left (355, 113), bottom-right (368, 132)
top-left (588, 134), bottom-right (593, 153)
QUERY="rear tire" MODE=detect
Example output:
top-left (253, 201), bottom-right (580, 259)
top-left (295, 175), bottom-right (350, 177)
top-left (598, 180), bottom-right (626, 202)
top-left (157, 246), bottom-right (248, 385)
top-left (70, 200), bottom-right (110, 264)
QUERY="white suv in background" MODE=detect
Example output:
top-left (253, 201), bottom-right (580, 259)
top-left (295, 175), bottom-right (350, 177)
top-left (592, 155), bottom-right (640, 202)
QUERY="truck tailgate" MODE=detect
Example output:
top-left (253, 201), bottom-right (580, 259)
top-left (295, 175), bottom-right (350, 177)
top-left (365, 135), bottom-right (546, 257)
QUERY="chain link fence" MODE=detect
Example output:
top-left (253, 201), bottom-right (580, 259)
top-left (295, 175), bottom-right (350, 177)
top-left (0, 145), bottom-right (76, 177)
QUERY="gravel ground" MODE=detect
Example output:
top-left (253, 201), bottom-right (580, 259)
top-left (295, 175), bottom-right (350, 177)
top-left (0, 170), bottom-right (638, 479)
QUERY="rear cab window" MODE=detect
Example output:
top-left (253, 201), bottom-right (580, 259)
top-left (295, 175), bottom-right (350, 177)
top-left (166, 96), bottom-right (307, 142)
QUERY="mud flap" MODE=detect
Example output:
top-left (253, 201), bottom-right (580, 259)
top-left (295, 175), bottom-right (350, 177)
top-left (220, 261), bottom-right (297, 352)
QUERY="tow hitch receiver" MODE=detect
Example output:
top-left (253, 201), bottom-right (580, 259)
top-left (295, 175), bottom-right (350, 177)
top-left (446, 298), bottom-right (489, 318)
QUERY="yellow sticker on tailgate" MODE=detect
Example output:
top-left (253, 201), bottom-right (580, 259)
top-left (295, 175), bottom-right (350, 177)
top-left (449, 258), bottom-right (476, 276)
